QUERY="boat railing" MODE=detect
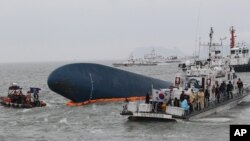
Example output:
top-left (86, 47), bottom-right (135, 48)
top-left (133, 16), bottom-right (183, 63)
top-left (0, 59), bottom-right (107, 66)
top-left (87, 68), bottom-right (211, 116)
top-left (121, 87), bottom-right (249, 119)
top-left (184, 90), bottom-right (248, 118)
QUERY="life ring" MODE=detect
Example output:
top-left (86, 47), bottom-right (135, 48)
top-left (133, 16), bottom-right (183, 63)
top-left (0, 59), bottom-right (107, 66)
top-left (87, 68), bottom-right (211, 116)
top-left (206, 78), bottom-right (211, 86)
top-left (175, 77), bottom-right (180, 85)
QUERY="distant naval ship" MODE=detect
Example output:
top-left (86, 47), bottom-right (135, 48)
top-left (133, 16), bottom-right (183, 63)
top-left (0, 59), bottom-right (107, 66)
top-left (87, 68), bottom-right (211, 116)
top-left (112, 49), bottom-right (181, 67)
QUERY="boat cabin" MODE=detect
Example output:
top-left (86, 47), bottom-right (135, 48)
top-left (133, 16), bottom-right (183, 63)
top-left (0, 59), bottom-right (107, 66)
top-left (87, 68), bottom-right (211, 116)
top-left (230, 44), bottom-right (250, 65)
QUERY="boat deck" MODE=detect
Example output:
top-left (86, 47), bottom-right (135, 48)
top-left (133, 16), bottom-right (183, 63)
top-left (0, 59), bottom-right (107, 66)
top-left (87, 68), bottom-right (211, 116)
top-left (124, 92), bottom-right (249, 121)
top-left (185, 93), bottom-right (248, 119)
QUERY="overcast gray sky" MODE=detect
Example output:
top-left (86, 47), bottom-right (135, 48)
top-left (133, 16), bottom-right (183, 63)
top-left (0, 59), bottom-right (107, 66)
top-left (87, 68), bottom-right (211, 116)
top-left (0, 0), bottom-right (250, 63)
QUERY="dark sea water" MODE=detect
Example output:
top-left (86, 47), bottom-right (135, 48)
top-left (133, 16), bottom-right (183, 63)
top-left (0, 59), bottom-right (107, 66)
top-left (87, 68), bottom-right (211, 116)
top-left (0, 61), bottom-right (250, 141)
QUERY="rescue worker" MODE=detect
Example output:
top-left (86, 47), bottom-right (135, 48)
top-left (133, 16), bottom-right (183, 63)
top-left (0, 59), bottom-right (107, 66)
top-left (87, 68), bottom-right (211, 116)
top-left (181, 98), bottom-right (190, 115)
top-left (215, 84), bottom-right (220, 103)
top-left (227, 81), bottom-right (233, 99)
top-left (220, 81), bottom-right (226, 101)
top-left (189, 89), bottom-right (196, 112)
top-left (197, 88), bottom-right (205, 110)
top-left (25, 92), bottom-right (32, 105)
top-left (18, 89), bottom-right (26, 104)
top-left (16, 90), bottom-right (22, 104)
top-left (180, 91), bottom-right (185, 102)
top-left (174, 97), bottom-right (180, 107)
top-left (33, 91), bottom-right (40, 106)
top-left (162, 102), bottom-right (167, 112)
top-left (167, 96), bottom-right (173, 106)
top-left (204, 88), bottom-right (210, 108)
top-left (211, 84), bottom-right (216, 102)
top-left (237, 78), bottom-right (243, 95)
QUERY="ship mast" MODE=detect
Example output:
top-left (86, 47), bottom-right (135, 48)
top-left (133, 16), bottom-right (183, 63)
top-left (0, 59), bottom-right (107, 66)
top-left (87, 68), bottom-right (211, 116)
top-left (208, 27), bottom-right (214, 60)
top-left (200, 27), bottom-right (223, 67)
top-left (230, 26), bottom-right (236, 49)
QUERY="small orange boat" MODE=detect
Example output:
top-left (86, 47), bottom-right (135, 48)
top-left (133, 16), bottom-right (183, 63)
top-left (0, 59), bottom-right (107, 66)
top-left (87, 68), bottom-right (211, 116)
top-left (0, 83), bottom-right (46, 108)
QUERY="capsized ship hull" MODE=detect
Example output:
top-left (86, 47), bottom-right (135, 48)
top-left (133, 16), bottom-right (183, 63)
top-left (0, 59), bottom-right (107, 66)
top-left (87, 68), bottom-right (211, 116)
top-left (47, 63), bottom-right (172, 104)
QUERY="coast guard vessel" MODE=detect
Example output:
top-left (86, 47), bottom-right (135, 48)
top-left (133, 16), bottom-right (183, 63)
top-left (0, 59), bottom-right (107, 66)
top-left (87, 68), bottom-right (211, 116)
top-left (120, 27), bottom-right (249, 121)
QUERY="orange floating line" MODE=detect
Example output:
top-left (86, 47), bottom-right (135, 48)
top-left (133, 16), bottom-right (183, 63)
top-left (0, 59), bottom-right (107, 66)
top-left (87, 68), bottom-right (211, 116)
top-left (66, 96), bottom-right (145, 106)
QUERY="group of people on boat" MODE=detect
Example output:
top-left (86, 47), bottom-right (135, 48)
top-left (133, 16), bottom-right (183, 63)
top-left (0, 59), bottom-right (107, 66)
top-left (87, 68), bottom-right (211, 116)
top-left (144, 78), bottom-right (244, 115)
top-left (0, 83), bottom-right (45, 108)
top-left (8, 89), bottom-right (40, 106)
top-left (173, 78), bottom-right (243, 114)
top-left (213, 78), bottom-right (243, 103)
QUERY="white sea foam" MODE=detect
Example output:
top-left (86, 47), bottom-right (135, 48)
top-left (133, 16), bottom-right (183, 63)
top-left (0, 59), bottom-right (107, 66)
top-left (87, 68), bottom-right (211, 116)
top-left (45, 102), bottom-right (52, 107)
top-left (22, 109), bottom-right (31, 113)
top-left (44, 117), bottom-right (48, 122)
top-left (59, 118), bottom-right (68, 125)
top-left (193, 117), bottom-right (231, 123)
top-left (90, 128), bottom-right (104, 134)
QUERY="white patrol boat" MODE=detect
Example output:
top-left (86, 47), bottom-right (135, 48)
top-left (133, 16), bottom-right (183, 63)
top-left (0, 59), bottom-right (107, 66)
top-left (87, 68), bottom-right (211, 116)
top-left (113, 49), bottom-right (181, 67)
top-left (120, 28), bottom-right (249, 121)
top-left (112, 53), bottom-right (157, 67)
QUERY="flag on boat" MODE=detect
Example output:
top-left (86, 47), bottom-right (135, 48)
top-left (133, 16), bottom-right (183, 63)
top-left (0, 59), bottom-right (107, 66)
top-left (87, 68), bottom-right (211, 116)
top-left (29, 87), bottom-right (41, 94)
top-left (152, 89), bottom-right (165, 102)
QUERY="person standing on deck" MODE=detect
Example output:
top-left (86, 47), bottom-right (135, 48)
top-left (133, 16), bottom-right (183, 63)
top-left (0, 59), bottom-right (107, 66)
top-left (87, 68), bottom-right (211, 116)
top-left (227, 81), bottom-right (233, 99)
top-left (189, 89), bottom-right (196, 112)
top-left (204, 88), bottom-right (210, 108)
top-left (197, 88), bottom-right (205, 110)
top-left (215, 84), bottom-right (220, 103)
top-left (211, 84), bottom-right (216, 102)
top-left (220, 81), bottom-right (226, 101)
top-left (180, 91), bottom-right (185, 102)
top-left (181, 98), bottom-right (190, 115)
top-left (237, 78), bottom-right (243, 95)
